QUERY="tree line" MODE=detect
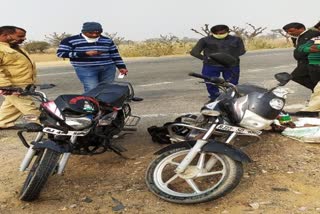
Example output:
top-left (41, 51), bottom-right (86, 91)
top-left (23, 24), bottom-right (289, 53)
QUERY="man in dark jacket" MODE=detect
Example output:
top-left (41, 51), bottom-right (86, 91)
top-left (282, 22), bottom-right (320, 117)
top-left (190, 24), bottom-right (246, 101)
top-left (282, 22), bottom-right (320, 91)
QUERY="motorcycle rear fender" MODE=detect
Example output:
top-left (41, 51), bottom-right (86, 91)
top-left (154, 140), bottom-right (251, 163)
top-left (32, 139), bottom-right (71, 153)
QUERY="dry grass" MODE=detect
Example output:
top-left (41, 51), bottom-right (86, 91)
top-left (29, 38), bottom-right (292, 63)
top-left (29, 53), bottom-right (66, 62)
top-left (245, 38), bottom-right (291, 50)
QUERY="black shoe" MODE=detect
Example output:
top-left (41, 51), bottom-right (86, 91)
top-left (288, 111), bottom-right (319, 117)
top-left (132, 96), bottom-right (143, 101)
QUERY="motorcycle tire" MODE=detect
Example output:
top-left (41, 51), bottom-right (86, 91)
top-left (145, 147), bottom-right (243, 204)
top-left (19, 149), bottom-right (60, 201)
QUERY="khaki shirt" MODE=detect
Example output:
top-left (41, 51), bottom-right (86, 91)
top-left (0, 42), bottom-right (37, 87)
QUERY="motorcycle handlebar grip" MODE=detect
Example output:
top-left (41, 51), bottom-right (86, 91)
top-left (189, 72), bottom-right (225, 84)
top-left (0, 86), bottom-right (23, 95)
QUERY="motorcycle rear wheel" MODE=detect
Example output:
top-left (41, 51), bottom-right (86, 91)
top-left (19, 149), bottom-right (60, 201)
top-left (146, 147), bottom-right (243, 204)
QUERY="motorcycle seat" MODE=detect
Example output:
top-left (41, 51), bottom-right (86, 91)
top-left (83, 82), bottom-right (130, 107)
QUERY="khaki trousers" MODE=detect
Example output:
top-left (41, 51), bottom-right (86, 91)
top-left (302, 81), bottom-right (320, 112)
top-left (0, 95), bottom-right (40, 128)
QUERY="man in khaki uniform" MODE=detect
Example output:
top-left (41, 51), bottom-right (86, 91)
top-left (0, 26), bottom-right (39, 129)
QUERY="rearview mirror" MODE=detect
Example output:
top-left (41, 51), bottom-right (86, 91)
top-left (274, 72), bottom-right (292, 86)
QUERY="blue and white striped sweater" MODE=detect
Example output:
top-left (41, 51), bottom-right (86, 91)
top-left (56, 34), bottom-right (126, 68)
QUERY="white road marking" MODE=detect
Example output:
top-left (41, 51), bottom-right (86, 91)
top-left (140, 104), bottom-right (306, 118)
top-left (273, 64), bottom-right (296, 69)
top-left (140, 112), bottom-right (199, 118)
top-left (38, 72), bottom-right (75, 77)
top-left (139, 82), bottom-right (173, 87)
top-left (184, 78), bottom-right (197, 81)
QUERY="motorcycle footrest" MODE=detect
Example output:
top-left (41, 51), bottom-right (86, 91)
top-left (125, 115), bottom-right (140, 126)
top-left (122, 127), bottom-right (137, 132)
top-left (18, 123), bottom-right (43, 132)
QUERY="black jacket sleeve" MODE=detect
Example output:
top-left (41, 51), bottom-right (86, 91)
top-left (237, 37), bottom-right (246, 56)
top-left (190, 38), bottom-right (205, 61)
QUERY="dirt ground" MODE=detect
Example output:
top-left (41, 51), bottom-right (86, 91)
top-left (1, 125), bottom-right (320, 214)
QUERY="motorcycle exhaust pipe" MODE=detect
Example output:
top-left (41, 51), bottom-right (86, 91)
top-left (57, 153), bottom-right (71, 175)
top-left (19, 145), bottom-right (36, 171)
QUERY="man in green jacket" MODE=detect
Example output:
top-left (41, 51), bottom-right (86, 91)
top-left (297, 34), bottom-right (320, 115)
top-left (0, 26), bottom-right (39, 129)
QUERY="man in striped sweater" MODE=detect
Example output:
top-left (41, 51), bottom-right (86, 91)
top-left (57, 22), bottom-right (128, 92)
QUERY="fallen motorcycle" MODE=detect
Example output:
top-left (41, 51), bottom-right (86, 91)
top-left (0, 81), bottom-right (142, 201)
top-left (145, 53), bottom-right (291, 204)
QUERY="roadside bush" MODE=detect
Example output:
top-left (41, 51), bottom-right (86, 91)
top-left (28, 36), bottom-right (293, 62)
top-left (246, 38), bottom-right (291, 50)
top-left (24, 41), bottom-right (51, 53)
top-left (119, 41), bottom-right (195, 57)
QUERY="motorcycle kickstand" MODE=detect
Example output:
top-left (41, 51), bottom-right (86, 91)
top-left (108, 143), bottom-right (135, 160)
top-left (109, 147), bottom-right (135, 160)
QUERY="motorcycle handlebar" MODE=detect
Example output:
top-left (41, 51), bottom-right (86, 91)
top-left (188, 72), bottom-right (225, 85)
top-left (0, 84), bottom-right (46, 100)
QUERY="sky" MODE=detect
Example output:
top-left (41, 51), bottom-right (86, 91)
top-left (2, 0), bottom-right (320, 42)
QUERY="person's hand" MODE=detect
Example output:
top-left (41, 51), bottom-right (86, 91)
top-left (85, 50), bottom-right (102, 56)
top-left (119, 68), bottom-right (128, 75)
top-left (310, 45), bottom-right (320, 53)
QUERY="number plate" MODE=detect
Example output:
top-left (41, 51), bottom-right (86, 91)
top-left (43, 127), bottom-right (90, 136)
top-left (216, 124), bottom-right (262, 135)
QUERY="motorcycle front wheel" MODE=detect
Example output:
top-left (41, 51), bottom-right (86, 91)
top-left (146, 147), bottom-right (243, 204)
top-left (19, 148), bottom-right (60, 201)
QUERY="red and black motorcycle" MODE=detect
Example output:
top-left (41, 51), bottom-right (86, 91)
top-left (0, 81), bottom-right (142, 201)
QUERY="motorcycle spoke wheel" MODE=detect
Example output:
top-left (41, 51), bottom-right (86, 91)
top-left (19, 149), bottom-right (60, 201)
top-left (146, 147), bottom-right (243, 204)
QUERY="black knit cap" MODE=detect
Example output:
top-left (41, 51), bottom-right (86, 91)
top-left (82, 22), bottom-right (103, 32)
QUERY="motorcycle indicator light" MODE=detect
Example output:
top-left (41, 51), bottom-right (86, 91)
top-left (269, 98), bottom-right (284, 110)
top-left (201, 109), bottom-right (220, 116)
top-left (41, 101), bottom-right (65, 120)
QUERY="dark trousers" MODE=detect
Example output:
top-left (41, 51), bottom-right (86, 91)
top-left (291, 62), bottom-right (316, 91)
top-left (202, 64), bottom-right (240, 100)
top-left (308, 64), bottom-right (320, 85)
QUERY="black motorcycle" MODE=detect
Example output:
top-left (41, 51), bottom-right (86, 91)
top-left (0, 81), bottom-right (142, 201)
top-left (145, 53), bottom-right (291, 204)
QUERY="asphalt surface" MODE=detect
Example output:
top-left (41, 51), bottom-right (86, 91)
top-left (1, 48), bottom-right (311, 130)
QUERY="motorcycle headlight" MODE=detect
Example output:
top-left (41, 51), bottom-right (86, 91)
top-left (269, 98), bottom-right (284, 110)
top-left (201, 109), bottom-right (220, 116)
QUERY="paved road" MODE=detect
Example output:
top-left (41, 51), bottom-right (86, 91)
top-left (1, 49), bottom-right (311, 129)
top-left (37, 48), bottom-right (308, 109)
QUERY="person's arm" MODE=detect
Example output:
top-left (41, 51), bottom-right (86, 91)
top-left (56, 37), bottom-right (87, 59)
top-left (190, 38), bottom-right (205, 60)
top-left (309, 44), bottom-right (320, 52)
top-left (109, 40), bottom-right (128, 74)
top-left (237, 37), bottom-right (246, 56)
top-left (298, 41), bottom-right (317, 53)
top-left (0, 52), bottom-right (12, 87)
